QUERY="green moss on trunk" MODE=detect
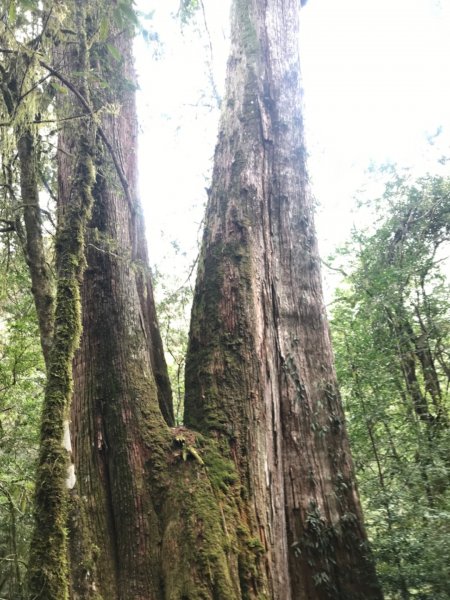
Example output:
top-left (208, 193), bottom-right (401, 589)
top-left (28, 146), bottom-right (95, 600)
top-left (161, 432), bottom-right (269, 600)
top-left (28, 148), bottom-right (95, 600)
top-left (27, 6), bottom-right (96, 596)
top-left (185, 233), bottom-right (253, 443)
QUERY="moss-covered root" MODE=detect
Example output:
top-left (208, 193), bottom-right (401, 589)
top-left (161, 433), bottom-right (269, 600)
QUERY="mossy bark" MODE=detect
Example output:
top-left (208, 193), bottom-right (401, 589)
top-left (185, 1), bottom-right (383, 598)
top-left (59, 5), bottom-right (249, 599)
top-left (27, 42), bottom-right (95, 600)
top-left (26, 4), bottom-right (97, 598)
top-left (17, 130), bottom-right (55, 368)
top-left (27, 1), bottom-right (382, 599)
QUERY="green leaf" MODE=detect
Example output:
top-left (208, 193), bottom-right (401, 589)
top-left (118, 1), bottom-right (139, 25)
top-left (50, 82), bottom-right (68, 94)
top-left (99, 17), bottom-right (109, 42)
top-left (106, 44), bottom-right (121, 62)
top-left (8, 1), bottom-right (16, 23)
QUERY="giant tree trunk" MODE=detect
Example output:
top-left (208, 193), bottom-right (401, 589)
top-left (185, 1), bottom-right (383, 598)
top-left (28, 0), bottom-right (383, 599)
top-left (60, 4), bottom-right (259, 600)
top-left (61, 13), bottom-right (173, 599)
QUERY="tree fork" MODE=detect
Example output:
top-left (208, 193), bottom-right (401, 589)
top-left (61, 3), bottom-right (268, 598)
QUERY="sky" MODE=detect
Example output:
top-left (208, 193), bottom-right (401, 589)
top-left (135, 0), bottom-right (450, 293)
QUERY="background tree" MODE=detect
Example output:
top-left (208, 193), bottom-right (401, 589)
top-left (0, 250), bottom-right (44, 600)
top-left (330, 169), bottom-right (450, 599)
top-left (154, 264), bottom-right (193, 425)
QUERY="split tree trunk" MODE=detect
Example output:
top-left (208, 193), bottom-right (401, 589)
top-left (185, 1), bottom-right (383, 598)
top-left (60, 4), bottom-right (257, 600)
top-left (29, 0), bottom-right (383, 598)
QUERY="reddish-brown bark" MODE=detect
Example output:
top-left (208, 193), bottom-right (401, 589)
top-left (63, 27), bottom-right (172, 599)
top-left (185, 1), bottom-right (383, 598)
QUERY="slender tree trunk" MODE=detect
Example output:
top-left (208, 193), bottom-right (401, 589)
top-left (17, 130), bottom-right (55, 367)
top-left (185, 1), bottom-right (382, 598)
top-left (27, 5), bottom-right (96, 595)
top-left (347, 351), bottom-right (410, 599)
top-left (0, 55), bottom-right (55, 368)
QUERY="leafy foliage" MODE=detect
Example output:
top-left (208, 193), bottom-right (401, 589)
top-left (330, 169), bottom-right (450, 599)
top-left (177, 0), bottom-right (200, 25)
top-left (154, 257), bottom-right (193, 425)
top-left (0, 245), bottom-right (44, 600)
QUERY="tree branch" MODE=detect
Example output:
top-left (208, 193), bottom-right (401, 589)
top-left (0, 219), bottom-right (15, 233)
top-left (38, 60), bottom-right (135, 213)
top-left (0, 47), bottom-right (134, 213)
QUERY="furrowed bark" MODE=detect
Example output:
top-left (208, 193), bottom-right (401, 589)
top-left (51, 10), bottom-right (165, 596)
top-left (22, 1), bottom-right (383, 598)
top-left (65, 5), bottom-right (265, 599)
top-left (185, 1), bottom-right (383, 598)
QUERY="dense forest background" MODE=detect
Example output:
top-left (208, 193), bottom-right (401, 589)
top-left (0, 1), bottom-right (449, 599)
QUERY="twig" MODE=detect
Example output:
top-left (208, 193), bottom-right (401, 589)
top-left (320, 258), bottom-right (349, 279)
top-left (0, 219), bottom-right (15, 233)
top-left (39, 171), bottom-right (58, 211)
top-left (87, 242), bottom-right (123, 261)
top-left (199, 0), bottom-right (221, 109)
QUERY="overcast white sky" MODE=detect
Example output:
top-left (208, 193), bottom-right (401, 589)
top-left (135, 0), bottom-right (450, 289)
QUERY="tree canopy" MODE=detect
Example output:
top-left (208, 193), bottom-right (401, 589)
top-left (330, 168), bottom-right (450, 599)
